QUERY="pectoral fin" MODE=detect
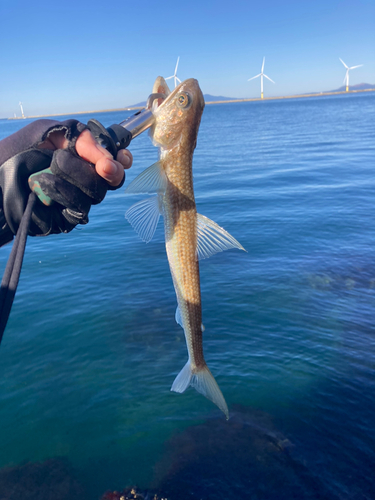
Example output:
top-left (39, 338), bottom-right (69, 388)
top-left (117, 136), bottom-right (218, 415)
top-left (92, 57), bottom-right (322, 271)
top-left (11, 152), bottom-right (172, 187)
top-left (125, 161), bottom-right (167, 195)
top-left (125, 195), bottom-right (162, 243)
top-left (196, 213), bottom-right (246, 260)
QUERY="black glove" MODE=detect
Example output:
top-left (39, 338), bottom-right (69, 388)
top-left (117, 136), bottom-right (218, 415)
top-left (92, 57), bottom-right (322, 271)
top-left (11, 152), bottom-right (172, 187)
top-left (0, 119), bottom-right (124, 247)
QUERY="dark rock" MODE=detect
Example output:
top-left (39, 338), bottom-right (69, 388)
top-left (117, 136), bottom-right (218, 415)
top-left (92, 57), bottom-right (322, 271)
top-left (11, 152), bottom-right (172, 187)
top-left (0, 457), bottom-right (87, 500)
top-left (152, 406), bottom-right (334, 500)
top-left (100, 486), bottom-right (160, 500)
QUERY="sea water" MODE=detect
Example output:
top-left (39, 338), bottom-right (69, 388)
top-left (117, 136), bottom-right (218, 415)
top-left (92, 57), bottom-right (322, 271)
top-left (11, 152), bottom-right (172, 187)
top-left (0, 92), bottom-right (374, 499)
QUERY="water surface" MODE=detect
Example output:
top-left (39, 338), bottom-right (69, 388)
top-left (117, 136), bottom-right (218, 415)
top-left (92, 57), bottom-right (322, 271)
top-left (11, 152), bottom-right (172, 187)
top-left (0, 92), bottom-right (374, 498)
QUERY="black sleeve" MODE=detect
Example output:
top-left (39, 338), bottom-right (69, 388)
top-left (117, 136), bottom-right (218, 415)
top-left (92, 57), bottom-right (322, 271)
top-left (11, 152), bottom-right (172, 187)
top-left (0, 119), bottom-right (85, 166)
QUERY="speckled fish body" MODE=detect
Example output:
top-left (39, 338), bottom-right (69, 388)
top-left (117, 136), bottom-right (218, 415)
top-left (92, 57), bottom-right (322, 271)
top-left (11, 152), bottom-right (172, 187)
top-left (125, 78), bottom-right (245, 418)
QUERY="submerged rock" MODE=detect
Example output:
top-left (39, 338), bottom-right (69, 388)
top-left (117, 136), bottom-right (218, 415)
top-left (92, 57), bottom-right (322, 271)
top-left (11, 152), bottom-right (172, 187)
top-left (305, 259), bottom-right (375, 292)
top-left (0, 457), bottom-right (87, 500)
top-left (152, 406), bottom-right (334, 500)
top-left (100, 487), bottom-right (161, 500)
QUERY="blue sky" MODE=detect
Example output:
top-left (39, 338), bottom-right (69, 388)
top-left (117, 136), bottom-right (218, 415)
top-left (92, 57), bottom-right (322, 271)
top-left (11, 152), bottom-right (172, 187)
top-left (0, 0), bottom-right (374, 117)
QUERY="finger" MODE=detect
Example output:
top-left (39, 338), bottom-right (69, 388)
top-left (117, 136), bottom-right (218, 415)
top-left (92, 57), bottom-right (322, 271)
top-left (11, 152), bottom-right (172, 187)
top-left (116, 149), bottom-right (133, 169)
top-left (75, 129), bottom-right (113, 164)
top-left (38, 130), bottom-right (69, 150)
top-left (75, 129), bottom-right (131, 186)
top-left (95, 157), bottom-right (125, 187)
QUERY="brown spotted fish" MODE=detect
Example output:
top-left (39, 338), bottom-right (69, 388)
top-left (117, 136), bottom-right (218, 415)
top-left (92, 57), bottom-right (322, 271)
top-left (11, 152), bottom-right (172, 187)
top-left (125, 77), bottom-right (245, 418)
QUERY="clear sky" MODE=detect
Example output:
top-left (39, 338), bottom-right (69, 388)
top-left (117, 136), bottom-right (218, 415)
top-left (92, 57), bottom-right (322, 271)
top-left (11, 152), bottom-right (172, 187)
top-left (0, 0), bottom-right (374, 117)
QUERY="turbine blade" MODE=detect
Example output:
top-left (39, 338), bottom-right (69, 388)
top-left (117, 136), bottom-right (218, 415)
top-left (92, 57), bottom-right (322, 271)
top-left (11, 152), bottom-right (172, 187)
top-left (350, 64), bottom-right (363, 70)
top-left (264, 74), bottom-right (275, 84)
top-left (176, 77), bottom-right (182, 83)
top-left (261, 57), bottom-right (265, 72)
top-left (165, 76), bottom-right (173, 80)
top-left (174, 56), bottom-right (180, 75)
top-left (248, 74), bottom-right (261, 81)
top-left (339, 58), bottom-right (348, 69)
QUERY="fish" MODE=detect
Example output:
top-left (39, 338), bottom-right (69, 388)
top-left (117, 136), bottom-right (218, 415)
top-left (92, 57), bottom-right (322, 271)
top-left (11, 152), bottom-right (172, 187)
top-left (125, 77), bottom-right (245, 418)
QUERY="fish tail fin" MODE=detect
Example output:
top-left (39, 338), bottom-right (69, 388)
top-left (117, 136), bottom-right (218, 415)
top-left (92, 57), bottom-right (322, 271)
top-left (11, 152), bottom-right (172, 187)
top-left (171, 361), bottom-right (229, 419)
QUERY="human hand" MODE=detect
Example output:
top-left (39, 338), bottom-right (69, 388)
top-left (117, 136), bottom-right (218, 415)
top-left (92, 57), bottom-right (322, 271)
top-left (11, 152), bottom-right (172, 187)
top-left (40, 128), bottom-right (133, 187)
top-left (0, 119), bottom-right (133, 246)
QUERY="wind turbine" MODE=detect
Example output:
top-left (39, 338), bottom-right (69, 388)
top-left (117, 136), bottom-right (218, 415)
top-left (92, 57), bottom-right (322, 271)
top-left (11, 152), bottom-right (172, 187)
top-left (339, 58), bottom-right (363, 92)
top-left (166, 57), bottom-right (181, 88)
top-left (248, 57), bottom-right (275, 99)
top-left (19, 101), bottom-right (25, 119)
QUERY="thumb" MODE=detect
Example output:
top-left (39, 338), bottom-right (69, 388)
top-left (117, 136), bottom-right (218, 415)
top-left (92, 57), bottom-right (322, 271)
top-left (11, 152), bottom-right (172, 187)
top-left (75, 129), bottom-right (124, 187)
top-left (75, 129), bottom-right (113, 164)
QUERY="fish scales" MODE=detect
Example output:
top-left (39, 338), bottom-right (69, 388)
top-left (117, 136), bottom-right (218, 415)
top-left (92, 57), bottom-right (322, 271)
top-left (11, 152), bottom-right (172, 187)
top-left (125, 77), bottom-right (245, 418)
top-left (164, 180), bottom-right (204, 370)
top-left (162, 94), bottom-right (206, 372)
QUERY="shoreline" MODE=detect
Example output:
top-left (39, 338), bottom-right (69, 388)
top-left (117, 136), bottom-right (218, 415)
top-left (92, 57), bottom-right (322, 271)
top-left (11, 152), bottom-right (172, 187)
top-left (204, 87), bottom-right (375, 105)
top-left (5, 88), bottom-right (375, 120)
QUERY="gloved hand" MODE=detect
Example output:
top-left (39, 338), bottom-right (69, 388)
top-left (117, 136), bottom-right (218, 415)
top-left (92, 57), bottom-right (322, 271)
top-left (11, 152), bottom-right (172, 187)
top-left (0, 119), bottom-right (132, 246)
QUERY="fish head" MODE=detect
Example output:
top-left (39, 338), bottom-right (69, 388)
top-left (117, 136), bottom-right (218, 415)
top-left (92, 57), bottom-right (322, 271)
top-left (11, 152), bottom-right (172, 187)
top-left (150, 78), bottom-right (205, 150)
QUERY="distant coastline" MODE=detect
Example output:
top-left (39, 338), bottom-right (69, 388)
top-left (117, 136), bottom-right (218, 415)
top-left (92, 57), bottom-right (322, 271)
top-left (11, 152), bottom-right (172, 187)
top-left (6, 88), bottom-right (375, 120)
top-left (204, 88), bottom-right (375, 105)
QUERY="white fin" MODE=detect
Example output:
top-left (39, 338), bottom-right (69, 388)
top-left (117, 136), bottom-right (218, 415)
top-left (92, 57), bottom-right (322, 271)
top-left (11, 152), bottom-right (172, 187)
top-left (125, 161), bottom-right (167, 195)
top-left (196, 213), bottom-right (246, 260)
top-left (171, 361), bottom-right (229, 419)
top-left (171, 359), bottom-right (192, 393)
top-left (125, 196), bottom-right (162, 243)
top-left (175, 306), bottom-right (184, 328)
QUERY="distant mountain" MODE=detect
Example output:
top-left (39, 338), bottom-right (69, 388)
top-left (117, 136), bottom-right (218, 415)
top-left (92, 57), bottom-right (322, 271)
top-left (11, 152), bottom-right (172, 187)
top-left (128, 85), bottom-right (374, 108)
top-left (203, 94), bottom-right (242, 102)
top-left (128, 94), bottom-right (242, 108)
top-left (130, 101), bottom-right (147, 108)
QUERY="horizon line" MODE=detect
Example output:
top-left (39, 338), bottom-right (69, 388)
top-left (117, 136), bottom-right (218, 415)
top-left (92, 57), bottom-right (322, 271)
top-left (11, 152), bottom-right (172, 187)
top-left (5, 88), bottom-right (375, 121)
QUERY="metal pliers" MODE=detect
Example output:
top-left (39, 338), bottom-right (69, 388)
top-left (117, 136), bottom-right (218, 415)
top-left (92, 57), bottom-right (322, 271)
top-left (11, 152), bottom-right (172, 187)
top-left (29, 93), bottom-right (166, 205)
top-left (86, 92), bottom-right (166, 157)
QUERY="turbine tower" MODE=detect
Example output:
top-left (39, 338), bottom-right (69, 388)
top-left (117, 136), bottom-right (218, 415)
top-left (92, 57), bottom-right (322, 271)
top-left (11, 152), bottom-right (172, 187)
top-left (339, 58), bottom-right (363, 92)
top-left (19, 101), bottom-right (25, 119)
top-left (248, 57), bottom-right (275, 99)
top-left (166, 57), bottom-right (181, 88)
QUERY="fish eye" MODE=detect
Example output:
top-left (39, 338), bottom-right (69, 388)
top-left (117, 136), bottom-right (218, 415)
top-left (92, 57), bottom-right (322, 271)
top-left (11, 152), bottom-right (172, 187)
top-left (177, 92), bottom-right (191, 109)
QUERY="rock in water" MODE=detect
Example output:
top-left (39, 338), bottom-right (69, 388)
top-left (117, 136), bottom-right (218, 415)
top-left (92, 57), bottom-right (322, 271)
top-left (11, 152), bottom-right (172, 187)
top-left (0, 457), bottom-right (87, 500)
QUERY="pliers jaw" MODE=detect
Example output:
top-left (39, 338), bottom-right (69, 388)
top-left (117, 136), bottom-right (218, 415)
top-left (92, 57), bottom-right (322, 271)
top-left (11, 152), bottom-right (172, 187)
top-left (118, 92), bottom-right (166, 141)
top-left (87, 92), bottom-right (167, 156)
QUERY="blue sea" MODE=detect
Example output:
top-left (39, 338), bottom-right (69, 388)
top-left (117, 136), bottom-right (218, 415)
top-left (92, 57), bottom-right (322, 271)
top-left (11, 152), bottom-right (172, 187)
top-left (0, 92), bottom-right (374, 499)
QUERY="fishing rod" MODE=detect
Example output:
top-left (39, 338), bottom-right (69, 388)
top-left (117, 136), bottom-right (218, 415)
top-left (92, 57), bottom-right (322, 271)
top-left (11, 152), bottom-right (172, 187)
top-left (0, 92), bottom-right (166, 342)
